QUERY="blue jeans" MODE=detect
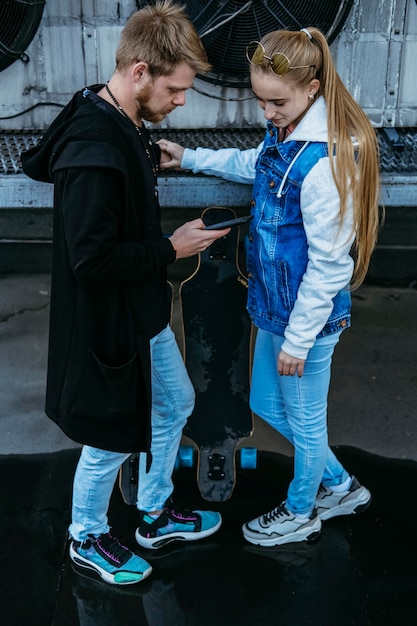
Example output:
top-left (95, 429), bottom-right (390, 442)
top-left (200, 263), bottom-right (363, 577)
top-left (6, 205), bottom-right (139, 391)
top-left (250, 328), bottom-right (349, 517)
top-left (69, 324), bottom-right (195, 542)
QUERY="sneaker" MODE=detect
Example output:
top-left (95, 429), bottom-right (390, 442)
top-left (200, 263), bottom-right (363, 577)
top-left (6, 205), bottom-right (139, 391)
top-left (242, 502), bottom-right (322, 547)
top-left (315, 476), bottom-right (371, 521)
top-left (69, 532), bottom-right (152, 586)
top-left (135, 498), bottom-right (222, 549)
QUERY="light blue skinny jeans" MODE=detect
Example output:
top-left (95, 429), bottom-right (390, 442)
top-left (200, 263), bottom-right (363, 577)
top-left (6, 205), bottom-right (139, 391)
top-left (69, 324), bottom-right (195, 542)
top-left (250, 328), bottom-right (350, 517)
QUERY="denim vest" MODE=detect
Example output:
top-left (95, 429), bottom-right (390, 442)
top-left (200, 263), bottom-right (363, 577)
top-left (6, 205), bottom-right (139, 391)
top-left (246, 122), bottom-right (351, 338)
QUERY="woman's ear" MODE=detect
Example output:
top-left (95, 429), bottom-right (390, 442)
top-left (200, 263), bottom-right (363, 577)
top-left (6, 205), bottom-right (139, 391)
top-left (308, 78), bottom-right (320, 98)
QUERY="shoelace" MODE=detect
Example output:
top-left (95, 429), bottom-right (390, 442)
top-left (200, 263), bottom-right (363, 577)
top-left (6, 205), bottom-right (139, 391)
top-left (263, 503), bottom-right (290, 524)
top-left (169, 506), bottom-right (197, 522)
top-left (91, 533), bottom-right (131, 565)
top-left (163, 497), bottom-right (197, 522)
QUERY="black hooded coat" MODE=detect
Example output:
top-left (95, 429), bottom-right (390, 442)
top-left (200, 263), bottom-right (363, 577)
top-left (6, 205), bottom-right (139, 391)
top-left (21, 86), bottom-right (176, 454)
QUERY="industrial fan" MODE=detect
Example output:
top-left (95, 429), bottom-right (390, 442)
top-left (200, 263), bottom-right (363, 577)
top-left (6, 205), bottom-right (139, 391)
top-left (187, 0), bottom-right (355, 87)
top-left (0, 0), bottom-right (46, 72)
top-left (139, 0), bottom-right (354, 87)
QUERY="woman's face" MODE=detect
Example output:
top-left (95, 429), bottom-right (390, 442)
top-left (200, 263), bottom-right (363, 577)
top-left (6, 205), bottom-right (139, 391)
top-left (250, 68), bottom-right (319, 129)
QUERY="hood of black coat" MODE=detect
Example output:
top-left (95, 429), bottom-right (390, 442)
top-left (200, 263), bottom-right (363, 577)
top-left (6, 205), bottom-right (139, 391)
top-left (20, 85), bottom-right (112, 183)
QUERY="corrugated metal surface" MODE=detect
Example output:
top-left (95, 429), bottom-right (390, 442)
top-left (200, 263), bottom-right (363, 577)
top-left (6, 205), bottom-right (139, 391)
top-left (0, 0), bottom-right (416, 130)
top-left (0, 0), bottom-right (416, 282)
top-left (1, 127), bottom-right (417, 176)
top-left (333, 0), bottom-right (417, 127)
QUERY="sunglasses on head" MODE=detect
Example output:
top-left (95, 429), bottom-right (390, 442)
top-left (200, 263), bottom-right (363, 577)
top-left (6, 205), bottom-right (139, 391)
top-left (246, 41), bottom-right (315, 76)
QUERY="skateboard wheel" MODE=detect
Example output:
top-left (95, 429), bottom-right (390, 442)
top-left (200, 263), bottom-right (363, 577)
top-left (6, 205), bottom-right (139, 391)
top-left (239, 447), bottom-right (257, 469)
top-left (176, 445), bottom-right (194, 469)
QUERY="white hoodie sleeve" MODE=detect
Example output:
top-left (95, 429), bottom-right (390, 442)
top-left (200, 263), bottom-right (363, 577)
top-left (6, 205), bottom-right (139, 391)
top-left (282, 157), bottom-right (355, 359)
top-left (181, 145), bottom-right (262, 185)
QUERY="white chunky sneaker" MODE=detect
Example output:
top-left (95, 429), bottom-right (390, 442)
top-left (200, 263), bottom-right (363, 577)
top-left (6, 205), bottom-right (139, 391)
top-left (316, 476), bottom-right (372, 521)
top-left (242, 502), bottom-right (322, 547)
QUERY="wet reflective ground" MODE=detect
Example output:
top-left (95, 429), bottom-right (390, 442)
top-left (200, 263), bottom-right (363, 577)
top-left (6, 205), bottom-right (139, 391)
top-left (1, 446), bottom-right (416, 626)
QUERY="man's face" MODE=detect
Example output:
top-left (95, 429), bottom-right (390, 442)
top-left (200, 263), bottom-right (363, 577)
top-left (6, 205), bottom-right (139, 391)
top-left (136, 62), bottom-right (196, 123)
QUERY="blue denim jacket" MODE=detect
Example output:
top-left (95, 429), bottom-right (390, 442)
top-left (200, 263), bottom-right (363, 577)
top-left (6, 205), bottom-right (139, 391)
top-left (246, 121), bottom-right (351, 345)
top-left (182, 97), bottom-right (354, 359)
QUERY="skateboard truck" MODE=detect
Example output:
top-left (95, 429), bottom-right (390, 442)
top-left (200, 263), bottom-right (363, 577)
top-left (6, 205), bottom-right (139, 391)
top-left (208, 453), bottom-right (226, 480)
top-left (209, 238), bottom-right (227, 261)
top-left (126, 454), bottom-right (138, 485)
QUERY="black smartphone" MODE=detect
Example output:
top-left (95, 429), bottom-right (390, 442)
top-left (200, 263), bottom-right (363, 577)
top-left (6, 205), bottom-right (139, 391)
top-left (204, 214), bottom-right (253, 230)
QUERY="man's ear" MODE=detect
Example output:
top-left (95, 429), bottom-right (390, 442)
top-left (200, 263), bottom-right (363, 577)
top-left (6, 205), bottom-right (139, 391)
top-left (131, 61), bottom-right (149, 83)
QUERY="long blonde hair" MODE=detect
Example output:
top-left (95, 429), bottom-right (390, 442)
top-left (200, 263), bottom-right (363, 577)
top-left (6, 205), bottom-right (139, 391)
top-left (258, 28), bottom-right (382, 288)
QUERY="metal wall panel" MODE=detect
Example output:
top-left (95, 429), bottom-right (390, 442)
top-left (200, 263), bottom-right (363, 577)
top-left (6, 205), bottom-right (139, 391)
top-left (0, 0), bottom-right (415, 131)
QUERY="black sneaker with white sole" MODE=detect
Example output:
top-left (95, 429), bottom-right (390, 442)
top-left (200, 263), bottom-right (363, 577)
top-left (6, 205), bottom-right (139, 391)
top-left (135, 498), bottom-right (222, 550)
top-left (70, 533), bottom-right (152, 586)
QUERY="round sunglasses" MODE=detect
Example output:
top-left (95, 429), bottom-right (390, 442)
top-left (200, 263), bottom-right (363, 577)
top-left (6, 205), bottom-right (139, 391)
top-left (246, 41), bottom-right (315, 76)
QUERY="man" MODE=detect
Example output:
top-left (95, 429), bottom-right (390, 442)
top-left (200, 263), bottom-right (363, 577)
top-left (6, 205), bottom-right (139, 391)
top-left (21, 1), bottom-right (228, 586)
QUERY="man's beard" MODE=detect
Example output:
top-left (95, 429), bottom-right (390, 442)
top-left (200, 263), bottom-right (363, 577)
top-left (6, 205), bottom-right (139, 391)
top-left (136, 83), bottom-right (167, 124)
top-left (140, 103), bottom-right (166, 124)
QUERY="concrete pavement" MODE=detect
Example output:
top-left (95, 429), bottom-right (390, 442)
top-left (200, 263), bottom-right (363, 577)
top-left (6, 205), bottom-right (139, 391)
top-left (1, 273), bottom-right (416, 461)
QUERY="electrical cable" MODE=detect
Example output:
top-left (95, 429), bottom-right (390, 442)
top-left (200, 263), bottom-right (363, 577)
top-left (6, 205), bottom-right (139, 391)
top-left (0, 101), bottom-right (64, 120)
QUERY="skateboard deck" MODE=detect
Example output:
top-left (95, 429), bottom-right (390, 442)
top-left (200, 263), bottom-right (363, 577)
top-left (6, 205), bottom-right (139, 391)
top-left (179, 207), bottom-right (254, 501)
top-left (119, 210), bottom-right (255, 505)
top-left (119, 452), bottom-right (139, 506)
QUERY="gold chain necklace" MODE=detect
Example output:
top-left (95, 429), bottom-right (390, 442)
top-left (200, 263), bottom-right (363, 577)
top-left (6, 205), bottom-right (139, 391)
top-left (105, 82), bottom-right (159, 183)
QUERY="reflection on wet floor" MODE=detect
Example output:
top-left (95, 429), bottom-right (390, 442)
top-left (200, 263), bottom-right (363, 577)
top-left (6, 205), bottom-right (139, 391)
top-left (1, 447), bottom-right (416, 626)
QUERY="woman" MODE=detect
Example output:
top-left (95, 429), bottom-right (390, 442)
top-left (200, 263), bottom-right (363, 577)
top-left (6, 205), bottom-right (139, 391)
top-left (159, 27), bottom-right (381, 546)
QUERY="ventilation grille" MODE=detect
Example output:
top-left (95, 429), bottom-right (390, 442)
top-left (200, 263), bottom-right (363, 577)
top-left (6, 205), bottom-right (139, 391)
top-left (143, 0), bottom-right (354, 87)
top-left (2, 128), bottom-right (416, 176)
top-left (0, 0), bottom-right (46, 72)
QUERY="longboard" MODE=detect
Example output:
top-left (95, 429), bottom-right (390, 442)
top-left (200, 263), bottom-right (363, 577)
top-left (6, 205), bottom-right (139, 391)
top-left (179, 207), bottom-right (255, 501)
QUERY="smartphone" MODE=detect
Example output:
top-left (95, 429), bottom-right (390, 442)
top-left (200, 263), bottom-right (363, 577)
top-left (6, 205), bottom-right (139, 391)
top-left (204, 214), bottom-right (253, 230)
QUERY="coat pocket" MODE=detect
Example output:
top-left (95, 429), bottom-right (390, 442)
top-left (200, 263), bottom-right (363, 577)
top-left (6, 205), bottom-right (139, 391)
top-left (62, 349), bottom-right (139, 421)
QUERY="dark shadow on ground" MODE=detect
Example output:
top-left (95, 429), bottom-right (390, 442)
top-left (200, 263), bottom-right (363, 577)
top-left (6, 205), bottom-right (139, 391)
top-left (1, 447), bottom-right (416, 626)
